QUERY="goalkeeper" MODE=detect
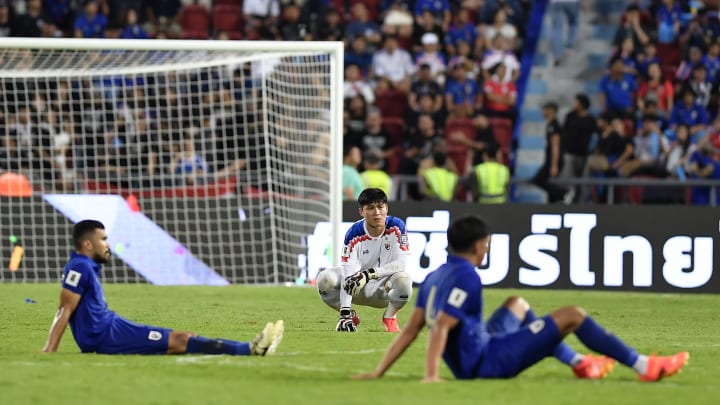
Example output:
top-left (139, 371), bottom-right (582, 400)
top-left (316, 188), bottom-right (413, 333)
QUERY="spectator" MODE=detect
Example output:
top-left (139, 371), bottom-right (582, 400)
top-left (74, 0), bottom-right (108, 38)
top-left (12, 0), bottom-right (51, 37)
top-left (344, 95), bottom-right (368, 147)
top-left (482, 62), bottom-right (517, 121)
top-left (410, 10), bottom-right (445, 54)
top-left (358, 107), bottom-right (395, 169)
top-left (316, 7), bottom-right (344, 42)
top-left (415, 32), bottom-right (446, 82)
top-left (686, 143), bottom-right (720, 205)
top-left (344, 63), bottom-right (375, 104)
top-left (0, 1), bottom-right (10, 37)
top-left (598, 57), bottom-right (637, 119)
top-left (449, 114), bottom-right (497, 169)
top-left (611, 37), bottom-right (639, 76)
top-left (44, 0), bottom-right (75, 34)
top-left (445, 7), bottom-right (478, 49)
top-left (413, 0), bottom-right (451, 30)
top-left (342, 144), bottom-right (364, 200)
top-left (345, 3), bottom-right (382, 49)
top-left (703, 42), bottom-right (720, 84)
top-left (466, 143), bottom-right (510, 204)
top-left (638, 62), bottom-right (674, 115)
top-left (636, 43), bottom-right (660, 79)
top-left (448, 39), bottom-right (481, 80)
top-left (549, 0), bottom-right (579, 66)
top-left (119, 8), bottom-right (147, 39)
top-left (280, 4), bottom-right (311, 41)
top-left (399, 114), bottom-right (445, 199)
top-left (669, 87), bottom-right (708, 141)
top-left (408, 64), bottom-right (443, 115)
top-left (360, 150), bottom-right (393, 198)
top-left (243, 0), bottom-right (280, 40)
top-left (663, 124), bottom-right (695, 178)
top-left (406, 93), bottom-right (445, 134)
top-left (484, 8), bottom-right (518, 50)
top-left (419, 152), bottom-right (458, 201)
top-left (144, 0), bottom-right (181, 37)
top-left (687, 64), bottom-right (712, 108)
top-left (656, 0), bottom-right (682, 44)
top-left (619, 114), bottom-right (665, 177)
top-left (613, 5), bottom-right (650, 50)
top-left (676, 46), bottom-right (703, 84)
top-left (371, 34), bottom-right (415, 93)
top-left (586, 115), bottom-right (634, 180)
top-left (531, 101), bottom-right (566, 203)
top-left (481, 34), bottom-right (520, 82)
top-left (345, 36), bottom-right (374, 77)
top-left (445, 58), bottom-right (481, 118)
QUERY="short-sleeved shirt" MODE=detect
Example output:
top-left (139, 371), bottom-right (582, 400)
top-left (61, 252), bottom-right (118, 352)
top-left (342, 165), bottom-right (364, 200)
top-left (414, 0), bottom-right (450, 16)
top-left (416, 255), bottom-right (489, 379)
top-left (74, 13), bottom-right (108, 38)
top-left (599, 74), bottom-right (637, 111)
top-left (446, 78), bottom-right (480, 107)
top-left (669, 102), bottom-right (709, 127)
top-left (341, 216), bottom-right (410, 273)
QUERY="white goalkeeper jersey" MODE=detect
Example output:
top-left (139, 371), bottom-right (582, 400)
top-left (341, 216), bottom-right (410, 273)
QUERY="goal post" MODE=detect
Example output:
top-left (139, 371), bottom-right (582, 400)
top-left (0, 38), bottom-right (343, 284)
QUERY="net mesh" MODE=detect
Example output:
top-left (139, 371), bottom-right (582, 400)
top-left (0, 45), bottom-right (336, 284)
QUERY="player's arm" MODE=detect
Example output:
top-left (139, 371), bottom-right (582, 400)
top-left (42, 288), bottom-right (81, 353)
top-left (352, 307), bottom-right (426, 380)
top-left (424, 311), bottom-right (459, 383)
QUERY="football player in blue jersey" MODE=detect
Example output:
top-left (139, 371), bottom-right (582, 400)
top-left (42, 220), bottom-right (284, 356)
top-left (316, 188), bottom-right (413, 332)
top-left (354, 215), bottom-right (689, 382)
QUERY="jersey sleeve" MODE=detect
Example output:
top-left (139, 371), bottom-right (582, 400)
top-left (341, 222), bottom-right (364, 274)
top-left (438, 274), bottom-right (480, 321)
top-left (61, 263), bottom-right (91, 295)
top-left (386, 216), bottom-right (410, 256)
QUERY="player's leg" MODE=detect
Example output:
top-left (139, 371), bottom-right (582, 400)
top-left (178, 320), bottom-right (285, 356)
top-left (550, 306), bottom-right (689, 382)
top-left (353, 271), bottom-right (413, 332)
top-left (486, 296), bottom-right (614, 379)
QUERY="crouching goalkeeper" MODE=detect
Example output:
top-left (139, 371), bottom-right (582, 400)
top-left (316, 188), bottom-right (413, 333)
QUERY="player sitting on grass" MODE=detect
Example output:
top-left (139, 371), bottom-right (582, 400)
top-left (354, 215), bottom-right (689, 382)
top-left (316, 188), bottom-right (413, 333)
top-left (42, 220), bottom-right (284, 356)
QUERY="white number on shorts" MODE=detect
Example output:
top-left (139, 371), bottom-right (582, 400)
top-left (529, 319), bottom-right (545, 334)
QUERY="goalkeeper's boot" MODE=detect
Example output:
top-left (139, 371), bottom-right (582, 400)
top-left (638, 352), bottom-right (689, 382)
top-left (382, 317), bottom-right (400, 333)
top-left (266, 320), bottom-right (284, 356)
top-left (250, 322), bottom-right (275, 356)
top-left (572, 354), bottom-right (616, 379)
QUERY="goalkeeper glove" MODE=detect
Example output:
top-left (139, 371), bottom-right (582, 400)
top-left (343, 268), bottom-right (378, 296)
top-left (336, 308), bottom-right (357, 332)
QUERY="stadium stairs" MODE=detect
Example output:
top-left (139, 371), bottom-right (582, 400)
top-left (513, 1), bottom-right (626, 203)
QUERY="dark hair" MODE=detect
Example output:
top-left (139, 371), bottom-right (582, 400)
top-left (575, 93), bottom-right (591, 110)
top-left (343, 144), bottom-right (358, 158)
top-left (73, 220), bottom-right (105, 249)
top-left (483, 143), bottom-right (500, 158)
top-left (542, 101), bottom-right (558, 111)
top-left (447, 216), bottom-right (490, 253)
top-left (358, 188), bottom-right (388, 206)
top-left (433, 152), bottom-right (447, 166)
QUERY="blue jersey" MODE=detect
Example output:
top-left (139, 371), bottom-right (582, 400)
top-left (415, 255), bottom-right (490, 379)
top-left (61, 252), bottom-right (118, 352)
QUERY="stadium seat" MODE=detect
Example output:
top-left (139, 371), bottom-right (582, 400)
top-left (375, 90), bottom-right (407, 118)
top-left (488, 117), bottom-right (513, 163)
top-left (656, 42), bottom-right (681, 67)
top-left (213, 5), bottom-right (243, 38)
top-left (213, 0), bottom-right (242, 4)
top-left (381, 116), bottom-right (405, 146)
top-left (180, 5), bottom-right (210, 38)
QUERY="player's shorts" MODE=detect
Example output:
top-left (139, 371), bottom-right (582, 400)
top-left (477, 315), bottom-right (561, 378)
top-left (94, 316), bottom-right (172, 355)
top-left (486, 306), bottom-right (523, 335)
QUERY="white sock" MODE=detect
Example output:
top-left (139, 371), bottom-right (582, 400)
top-left (632, 355), bottom-right (649, 374)
top-left (570, 354), bottom-right (585, 367)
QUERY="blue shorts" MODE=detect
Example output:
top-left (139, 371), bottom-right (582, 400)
top-left (478, 307), bottom-right (561, 378)
top-left (94, 317), bottom-right (172, 355)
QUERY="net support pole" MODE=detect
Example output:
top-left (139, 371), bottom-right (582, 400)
top-left (329, 42), bottom-right (344, 268)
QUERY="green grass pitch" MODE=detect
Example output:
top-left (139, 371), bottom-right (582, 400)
top-left (0, 284), bottom-right (717, 405)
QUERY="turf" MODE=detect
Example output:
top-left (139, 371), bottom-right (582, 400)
top-left (0, 284), bottom-right (716, 405)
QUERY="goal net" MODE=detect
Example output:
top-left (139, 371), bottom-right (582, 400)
top-left (0, 38), bottom-right (343, 284)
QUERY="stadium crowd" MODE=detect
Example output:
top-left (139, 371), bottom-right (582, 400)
top-left (1, 0), bottom-right (718, 204)
top-left (535, 0), bottom-right (720, 205)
